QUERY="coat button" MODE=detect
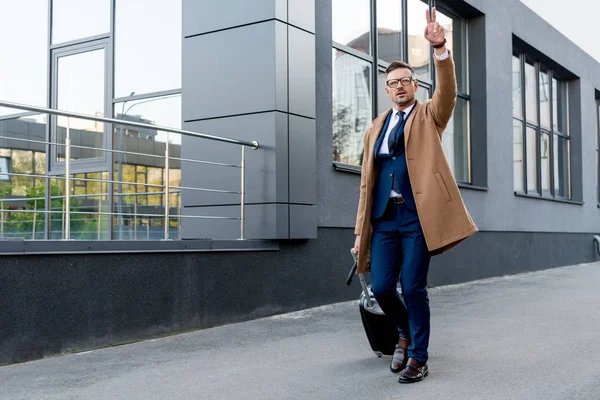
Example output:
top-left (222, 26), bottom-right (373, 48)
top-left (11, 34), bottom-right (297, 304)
top-left (389, 174), bottom-right (393, 177)
top-left (392, 156), bottom-right (396, 160)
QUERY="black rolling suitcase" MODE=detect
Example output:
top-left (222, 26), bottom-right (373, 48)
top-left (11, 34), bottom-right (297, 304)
top-left (346, 249), bottom-right (401, 357)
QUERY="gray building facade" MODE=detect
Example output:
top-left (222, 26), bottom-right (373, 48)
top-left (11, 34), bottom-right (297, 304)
top-left (1, 0), bottom-right (600, 365)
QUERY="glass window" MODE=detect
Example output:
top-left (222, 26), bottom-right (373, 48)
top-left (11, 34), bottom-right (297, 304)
top-left (377, 0), bottom-right (402, 63)
top-left (513, 49), bottom-right (570, 198)
top-left (443, 96), bottom-right (469, 182)
top-left (553, 78), bottom-right (568, 134)
top-left (540, 131), bottom-right (550, 193)
top-left (553, 135), bottom-right (569, 198)
top-left (332, 0), bottom-right (371, 53)
top-left (0, 1), bottom-right (48, 116)
top-left (113, 94), bottom-right (181, 240)
top-left (512, 56), bottom-right (522, 118)
top-left (539, 69), bottom-right (550, 128)
top-left (115, 0), bottom-right (182, 97)
top-left (513, 119), bottom-right (524, 192)
top-left (437, 8), bottom-right (467, 93)
top-left (55, 49), bottom-right (106, 161)
top-left (525, 60), bottom-right (537, 123)
top-left (526, 126), bottom-right (537, 193)
top-left (332, 49), bottom-right (372, 165)
top-left (407, 0), bottom-right (431, 83)
top-left (52, 0), bottom-right (110, 44)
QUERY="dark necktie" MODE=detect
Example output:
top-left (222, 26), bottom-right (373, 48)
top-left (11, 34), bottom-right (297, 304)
top-left (387, 111), bottom-right (405, 195)
top-left (387, 111), bottom-right (405, 153)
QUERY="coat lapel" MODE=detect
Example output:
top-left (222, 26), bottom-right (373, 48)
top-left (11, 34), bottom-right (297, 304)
top-left (404, 101), bottom-right (421, 146)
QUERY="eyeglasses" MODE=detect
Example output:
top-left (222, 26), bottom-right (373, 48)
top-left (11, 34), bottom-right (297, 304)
top-left (386, 77), bottom-right (414, 88)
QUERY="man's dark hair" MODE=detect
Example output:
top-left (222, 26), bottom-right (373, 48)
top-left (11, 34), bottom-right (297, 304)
top-left (385, 61), bottom-right (414, 76)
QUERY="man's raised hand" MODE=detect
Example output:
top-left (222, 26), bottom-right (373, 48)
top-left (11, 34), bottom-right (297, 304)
top-left (424, 7), bottom-right (445, 46)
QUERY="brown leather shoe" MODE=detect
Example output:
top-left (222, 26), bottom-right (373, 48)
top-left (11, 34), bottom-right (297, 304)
top-left (390, 337), bottom-right (410, 374)
top-left (398, 358), bottom-right (428, 384)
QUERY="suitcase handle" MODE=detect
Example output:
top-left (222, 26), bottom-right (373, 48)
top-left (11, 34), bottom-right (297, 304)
top-left (347, 249), bottom-right (374, 308)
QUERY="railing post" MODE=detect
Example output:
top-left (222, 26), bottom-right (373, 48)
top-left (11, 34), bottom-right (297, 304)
top-left (32, 199), bottom-right (37, 239)
top-left (0, 200), bottom-right (4, 239)
top-left (64, 117), bottom-right (71, 240)
top-left (97, 196), bottom-right (102, 240)
top-left (240, 145), bottom-right (245, 240)
top-left (163, 139), bottom-right (170, 240)
top-left (134, 200), bottom-right (138, 240)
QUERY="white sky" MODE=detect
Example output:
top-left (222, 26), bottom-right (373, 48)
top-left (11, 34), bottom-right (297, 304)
top-left (520, 0), bottom-right (600, 63)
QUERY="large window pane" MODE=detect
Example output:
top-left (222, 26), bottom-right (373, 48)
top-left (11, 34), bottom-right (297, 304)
top-left (442, 97), bottom-right (469, 182)
top-left (52, 0), bottom-right (110, 44)
top-left (513, 119), bottom-right (524, 192)
top-left (512, 56), bottom-right (522, 118)
top-left (0, 1), bottom-right (48, 116)
top-left (437, 9), bottom-right (467, 93)
top-left (526, 126), bottom-right (537, 193)
top-left (0, 115), bottom-right (48, 240)
top-left (525, 61), bottom-right (537, 123)
top-left (539, 70), bottom-right (550, 128)
top-left (115, 0), bottom-right (182, 97)
top-left (377, 0), bottom-right (402, 63)
top-left (113, 94), bottom-right (182, 240)
top-left (540, 131), bottom-right (550, 193)
top-left (56, 49), bottom-right (106, 161)
top-left (332, 50), bottom-right (372, 166)
top-left (332, 0), bottom-right (371, 54)
top-left (553, 135), bottom-right (569, 198)
top-left (553, 78), bottom-right (568, 134)
top-left (407, 0), bottom-right (430, 83)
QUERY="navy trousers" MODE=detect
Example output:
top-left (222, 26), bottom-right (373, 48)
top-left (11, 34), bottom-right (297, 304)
top-left (370, 200), bottom-right (431, 365)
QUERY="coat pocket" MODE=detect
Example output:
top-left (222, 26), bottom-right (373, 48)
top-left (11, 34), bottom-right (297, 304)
top-left (434, 172), bottom-right (452, 203)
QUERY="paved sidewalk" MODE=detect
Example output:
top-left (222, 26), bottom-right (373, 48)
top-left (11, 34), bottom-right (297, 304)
top-left (2, 262), bottom-right (600, 400)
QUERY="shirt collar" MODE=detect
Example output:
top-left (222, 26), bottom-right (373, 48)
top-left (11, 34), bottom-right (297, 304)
top-left (394, 101), bottom-right (416, 119)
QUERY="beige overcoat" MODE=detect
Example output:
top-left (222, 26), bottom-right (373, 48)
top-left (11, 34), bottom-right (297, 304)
top-left (354, 54), bottom-right (478, 274)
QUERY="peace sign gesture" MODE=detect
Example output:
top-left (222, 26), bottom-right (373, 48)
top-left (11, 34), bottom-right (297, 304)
top-left (424, 7), bottom-right (445, 46)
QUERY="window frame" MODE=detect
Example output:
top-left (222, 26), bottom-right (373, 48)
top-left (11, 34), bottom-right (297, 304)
top-left (331, 0), bottom-right (472, 183)
top-left (513, 49), bottom-right (571, 200)
top-left (596, 97), bottom-right (600, 206)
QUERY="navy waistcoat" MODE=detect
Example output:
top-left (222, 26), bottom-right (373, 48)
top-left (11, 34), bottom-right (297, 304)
top-left (371, 110), bottom-right (416, 220)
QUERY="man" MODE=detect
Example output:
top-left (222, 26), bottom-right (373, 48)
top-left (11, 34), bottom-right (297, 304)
top-left (353, 7), bottom-right (477, 384)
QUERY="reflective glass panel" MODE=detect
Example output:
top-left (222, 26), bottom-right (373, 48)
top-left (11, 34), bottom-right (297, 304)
top-left (437, 9), bottom-right (467, 93)
top-left (115, 0), bottom-right (182, 97)
top-left (553, 135), bottom-right (570, 198)
top-left (113, 94), bottom-right (182, 240)
top-left (513, 119), bottom-right (524, 192)
top-left (442, 96), bottom-right (469, 182)
top-left (407, 0), bottom-right (430, 83)
top-left (525, 61), bottom-right (537, 123)
top-left (0, 1), bottom-right (48, 116)
top-left (512, 56), bottom-right (522, 118)
top-left (526, 126), bottom-right (537, 193)
top-left (540, 131), bottom-right (550, 193)
top-left (52, 0), bottom-right (110, 44)
top-left (56, 49), bottom-right (105, 161)
top-left (332, 0), bottom-right (371, 54)
top-left (377, 0), bottom-right (402, 63)
top-left (552, 78), bottom-right (568, 134)
top-left (332, 49), bottom-right (372, 166)
top-left (0, 115), bottom-right (48, 239)
top-left (539, 69), bottom-right (551, 128)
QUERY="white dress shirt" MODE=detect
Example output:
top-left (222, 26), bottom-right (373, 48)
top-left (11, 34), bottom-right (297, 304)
top-left (379, 48), bottom-right (448, 198)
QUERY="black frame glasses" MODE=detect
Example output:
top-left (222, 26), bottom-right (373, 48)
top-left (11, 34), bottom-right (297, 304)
top-left (386, 77), bottom-right (415, 88)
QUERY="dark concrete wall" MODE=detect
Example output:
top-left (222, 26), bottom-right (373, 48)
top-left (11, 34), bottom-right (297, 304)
top-left (2, 229), bottom-right (598, 365)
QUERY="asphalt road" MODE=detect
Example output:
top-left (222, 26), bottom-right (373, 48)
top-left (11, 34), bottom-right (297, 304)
top-left (2, 262), bottom-right (600, 400)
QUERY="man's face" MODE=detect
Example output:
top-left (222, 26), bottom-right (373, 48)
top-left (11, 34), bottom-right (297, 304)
top-left (385, 68), bottom-right (419, 108)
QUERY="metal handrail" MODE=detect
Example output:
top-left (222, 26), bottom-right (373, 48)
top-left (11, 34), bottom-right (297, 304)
top-left (0, 100), bottom-right (259, 241)
top-left (0, 100), bottom-right (259, 149)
